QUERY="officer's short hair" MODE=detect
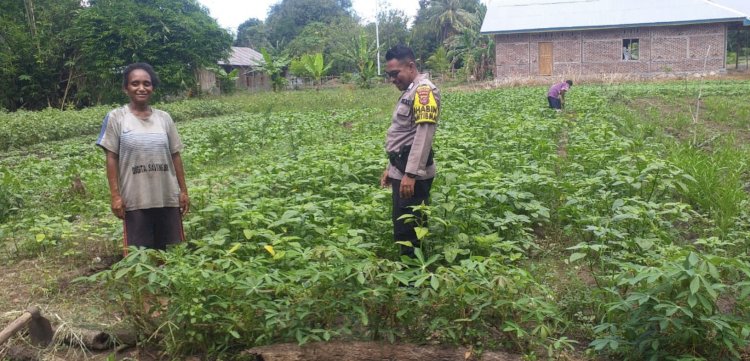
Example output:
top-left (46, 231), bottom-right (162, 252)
top-left (385, 45), bottom-right (416, 64)
top-left (566, 80), bottom-right (573, 87)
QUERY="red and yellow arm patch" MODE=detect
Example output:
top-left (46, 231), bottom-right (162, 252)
top-left (414, 85), bottom-right (438, 124)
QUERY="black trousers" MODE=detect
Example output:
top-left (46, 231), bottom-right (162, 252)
top-left (390, 177), bottom-right (433, 257)
top-left (123, 207), bottom-right (184, 255)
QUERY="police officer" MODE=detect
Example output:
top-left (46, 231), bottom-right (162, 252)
top-left (379, 45), bottom-right (441, 258)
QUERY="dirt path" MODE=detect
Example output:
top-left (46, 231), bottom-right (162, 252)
top-left (0, 254), bottom-right (131, 360)
top-left (244, 341), bottom-right (526, 361)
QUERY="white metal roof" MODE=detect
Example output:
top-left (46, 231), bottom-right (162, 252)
top-left (480, 0), bottom-right (750, 35)
top-left (218, 47), bottom-right (263, 67)
top-left (709, 0), bottom-right (750, 17)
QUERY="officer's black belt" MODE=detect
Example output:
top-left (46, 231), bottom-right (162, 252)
top-left (388, 144), bottom-right (434, 174)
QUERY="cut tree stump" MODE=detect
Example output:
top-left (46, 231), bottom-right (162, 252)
top-left (243, 341), bottom-right (523, 361)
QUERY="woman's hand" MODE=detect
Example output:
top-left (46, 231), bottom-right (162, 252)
top-left (180, 191), bottom-right (190, 216)
top-left (111, 194), bottom-right (126, 219)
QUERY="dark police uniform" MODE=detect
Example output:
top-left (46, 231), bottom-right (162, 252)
top-left (385, 73), bottom-right (441, 256)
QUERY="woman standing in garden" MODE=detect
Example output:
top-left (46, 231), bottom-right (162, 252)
top-left (96, 63), bottom-right (189, 255)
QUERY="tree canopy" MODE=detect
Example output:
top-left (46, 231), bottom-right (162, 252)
top-left (76, 0), bottom-right (232, 103)
top-left (265, 0), bottom-right (354, 46)
top-left (236, 0), bottom-right (490, 82)
top-left (0, 0), bottom-right (231, 110)
top-left (235, 18), bottom-right (271, 50)
top-left (0, 0), bottom-right (81, 110)
top-left (0, 0), bottom-right (493, 109)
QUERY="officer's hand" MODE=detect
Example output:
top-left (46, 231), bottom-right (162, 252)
top-left (400, 176), bottom-right (415, 199)
top-left (380, 169), bottom-right (391, 188)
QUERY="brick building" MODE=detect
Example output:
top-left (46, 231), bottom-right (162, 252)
top-left (480, 0), bottom-right (750, 80)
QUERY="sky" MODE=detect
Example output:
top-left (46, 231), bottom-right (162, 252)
top-left (197, 0), bottom-right (422, 33)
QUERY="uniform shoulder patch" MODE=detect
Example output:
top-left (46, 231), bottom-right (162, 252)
top-left (413, 85), bottom-right (438, 124)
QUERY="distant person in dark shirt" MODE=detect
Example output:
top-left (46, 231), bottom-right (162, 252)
top-left (547, 80), bottom-right (573, 110)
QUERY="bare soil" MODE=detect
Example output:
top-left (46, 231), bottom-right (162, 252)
top-left (243, 341), bottom-right (525, 361)
top-left (0, 251), bottom-right (130, 361)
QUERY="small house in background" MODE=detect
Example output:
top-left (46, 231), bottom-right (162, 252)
top-left (197, 46), bottom-right (270, 93)
top-left (481, 0), bottom-right (750, 81)
top-left (219, 47), bottom-right (269, 91)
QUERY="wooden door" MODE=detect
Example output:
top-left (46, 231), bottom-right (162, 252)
top-left (539, 42), bottom-right (553, 76)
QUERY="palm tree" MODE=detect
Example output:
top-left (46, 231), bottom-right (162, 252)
top-left (425, 46), bottom-right (451, 79)
top-left (445, 28), bottom-right (494, 81)
top-left (425, 0), bottom-right (480, 43)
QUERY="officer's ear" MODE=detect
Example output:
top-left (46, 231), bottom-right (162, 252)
top-left (405, 61), bottom-right (417, 74)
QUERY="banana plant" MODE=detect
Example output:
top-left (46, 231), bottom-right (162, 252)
top-left (300, 53), bottom-right (332, 90)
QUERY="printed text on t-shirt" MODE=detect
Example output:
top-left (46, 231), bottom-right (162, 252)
top-left (132, 163), bottom-right (170, 175)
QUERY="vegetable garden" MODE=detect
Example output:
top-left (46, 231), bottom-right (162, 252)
top-left (1, 81), bottom-right (749, 360)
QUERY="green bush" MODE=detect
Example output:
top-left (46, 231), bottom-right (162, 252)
top-left (90, 241), bottom-right (563, 357)
top-left (0, 100), bottom-right (238, 150)
top-left (591, 251), bottom-right (750, 361)
top-left (0, 169), bottom-right (22, 222)
top-left (0, 106), bottom-right (110, 150)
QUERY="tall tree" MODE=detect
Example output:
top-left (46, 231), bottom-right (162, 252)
top-left (364, 8), bottom-right (409, 70)
top-left (410, 0), bottom-right (486, 66)
top-left (73, 0), bottom-right (232, 104)
top-left (0, 0), bottom-right (81, 110)
top-left (425, 0), bottom-right (481, 43)
top-left (286, 16), bottom-right (359, 75)
top-left (235, 18), bottom-right (270, 50)
top-left (409, 0), bottom-right (440, 66)
top-left (286, 22), bottom-right (332, 58)
top-left (266, 0), bottom-right (354, 46)
top-left (365, 8), bottom-right (409, 52)
top-left (445, 28), bottom-right (494, 80)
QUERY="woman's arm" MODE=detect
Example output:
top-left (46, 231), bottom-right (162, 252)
top-left (105, 150), bottom-right (125, 219)
top-left (172, 152), bottom-right (190, 215)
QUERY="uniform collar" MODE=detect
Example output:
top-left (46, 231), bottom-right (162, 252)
top-left (406, 73), bottom-right (424, 91)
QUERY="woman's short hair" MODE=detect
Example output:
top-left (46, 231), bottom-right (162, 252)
top-left (122, 63), bottom-right (161, 88)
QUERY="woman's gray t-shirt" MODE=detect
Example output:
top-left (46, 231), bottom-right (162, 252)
top-left (96, 105), bottom-right (184, 211)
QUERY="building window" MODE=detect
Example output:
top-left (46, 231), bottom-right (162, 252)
top-left (623, 39), bottom-right (639, 60)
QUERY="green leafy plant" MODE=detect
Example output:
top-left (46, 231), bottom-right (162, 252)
top-left (4, 81), bottom-right (750, 361)
top-left (426, 46), bottom-right (451, 79)
top-left (591, 251), bottom-right (750, 360)
top-left (214, 67), bottom-right (240, 95)
top-left (342, 32), bottom-right (377, 89)
top-left (258, 48), bottom-right (291, 92)
top-left (301, 53), bottom-right (333, 90)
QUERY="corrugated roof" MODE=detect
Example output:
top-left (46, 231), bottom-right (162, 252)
top-left (480, 0), bottom-right (750, 35)
top-left (218, 47), bottom-right (263, 67)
